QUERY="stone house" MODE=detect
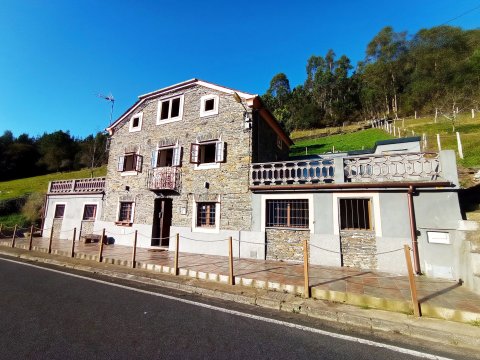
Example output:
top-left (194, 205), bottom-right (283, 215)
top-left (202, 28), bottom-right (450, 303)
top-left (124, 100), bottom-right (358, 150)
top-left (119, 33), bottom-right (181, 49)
top-left (42, 79), bottom-right (467, 282)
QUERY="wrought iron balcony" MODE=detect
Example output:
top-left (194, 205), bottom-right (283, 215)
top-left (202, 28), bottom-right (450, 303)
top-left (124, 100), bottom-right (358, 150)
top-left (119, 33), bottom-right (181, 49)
top-left (147, 167), bottom-right (181, 191)
top-left (48, 177), bottom-right (106, 194)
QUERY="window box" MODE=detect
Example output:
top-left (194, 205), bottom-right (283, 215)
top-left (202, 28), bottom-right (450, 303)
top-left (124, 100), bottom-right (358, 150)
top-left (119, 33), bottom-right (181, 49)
top-left (157, 95), bottom-right (184, 124)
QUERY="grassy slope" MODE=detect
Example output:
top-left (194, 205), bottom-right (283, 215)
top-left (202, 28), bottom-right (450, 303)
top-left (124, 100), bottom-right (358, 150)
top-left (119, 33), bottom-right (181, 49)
top-left (0, 166), bottom-right (107, 201)
top-left (394, 113), bottom-right (480, 168)
top-left (290, 128), bottom-right (394, 157)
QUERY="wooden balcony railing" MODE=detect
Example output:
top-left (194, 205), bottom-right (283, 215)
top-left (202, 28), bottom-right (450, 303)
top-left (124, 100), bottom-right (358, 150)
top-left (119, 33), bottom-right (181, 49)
top-left (344, 152), bottom-right (441, 182)
top-left (250, 159), bottom-right (335, 186)
top-left (147, 167), bottom-right (181, 191)
top-left (49, 177), bottom-right (106, 194)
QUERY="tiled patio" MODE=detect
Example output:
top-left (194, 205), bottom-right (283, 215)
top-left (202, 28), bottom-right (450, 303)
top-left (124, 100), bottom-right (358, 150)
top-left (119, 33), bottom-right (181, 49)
top-left (2, 235), bottom-right (480, 322)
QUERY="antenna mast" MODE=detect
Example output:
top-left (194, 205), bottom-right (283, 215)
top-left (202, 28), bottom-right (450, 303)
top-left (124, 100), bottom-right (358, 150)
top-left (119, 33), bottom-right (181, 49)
top-left (97, 93), bottom-right (115, 125)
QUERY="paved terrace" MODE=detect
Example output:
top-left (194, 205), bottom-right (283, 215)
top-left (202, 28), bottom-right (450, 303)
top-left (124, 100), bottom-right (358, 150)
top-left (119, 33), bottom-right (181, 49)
top-left (1, 235), bottom-right (479, 323)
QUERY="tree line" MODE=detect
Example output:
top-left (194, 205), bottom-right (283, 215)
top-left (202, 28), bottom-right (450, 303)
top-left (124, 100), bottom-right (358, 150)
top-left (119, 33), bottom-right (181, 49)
top-left (263, 25), bottom-right (480, 133)
top-left (0, 130), bottom-right (108, 181)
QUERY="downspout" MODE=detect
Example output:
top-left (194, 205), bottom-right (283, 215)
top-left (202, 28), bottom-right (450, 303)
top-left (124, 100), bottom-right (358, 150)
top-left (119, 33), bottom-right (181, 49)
top-left (407, 186), bottom-right (421, 274)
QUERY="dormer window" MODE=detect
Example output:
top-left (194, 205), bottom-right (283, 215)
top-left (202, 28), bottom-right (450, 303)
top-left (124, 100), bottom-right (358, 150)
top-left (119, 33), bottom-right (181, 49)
top-left (157, 95), bottom-right (184, 124)
top-left (200, 95), bottom-right (219, 117)
top-left (129, 112), bottom-right (143, 132)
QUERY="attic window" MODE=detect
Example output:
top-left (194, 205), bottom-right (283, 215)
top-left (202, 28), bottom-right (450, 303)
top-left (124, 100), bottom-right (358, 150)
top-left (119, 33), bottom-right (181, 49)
top-left (129, 112), bottom-right (143, 132)
top-left (157, 96), bottom-right (184, 124)
top-left (200, 95), bottom-right (219, 117)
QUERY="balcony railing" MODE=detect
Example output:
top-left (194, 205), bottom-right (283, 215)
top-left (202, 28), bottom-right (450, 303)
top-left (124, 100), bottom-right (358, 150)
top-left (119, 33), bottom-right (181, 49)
top-left (49, 177), bottom-right (106, 194)
top-left (147, 167), bottom-right (181, 191)
top-left (250, 159), bottom-right (335, 186)
top-left (250, 152), bottom-right (444, 186)
top-left (344, 152), bottom-right (441, 182)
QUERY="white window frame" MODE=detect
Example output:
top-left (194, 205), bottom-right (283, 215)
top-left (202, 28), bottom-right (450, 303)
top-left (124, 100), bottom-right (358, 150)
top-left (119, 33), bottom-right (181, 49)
top-left (260, 194), bottom-right (314, 233)
top-left (200, 94), bottom-right (219, 117)
top-left (332, 193), bottom-right (382, 237)
top-left (53, 202), bottom-right (67, 219)
top-left (191, 140), bottom-right (224, 170)
top-left (129, 112), bottom-right (143, 132)
top-left (118, 152), bottom-right (143, 176)
top-left (192, 198), bottom-right (220, 233)
top-left (156, 95), bottom-right (184, 125)
top-left (151, 143), bottom-right (182, 168)
top-left (82, 202), bottom-right (99, 221)
top-left (116, 201), bottom-right (135, 225)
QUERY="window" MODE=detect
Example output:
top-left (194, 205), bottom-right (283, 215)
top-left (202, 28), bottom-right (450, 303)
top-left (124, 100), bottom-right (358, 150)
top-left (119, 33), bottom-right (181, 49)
top-left (117, 153), bottom-right (143, 173)
top-left (196, 202), bottom-right (216, 227)
top-left (151, 145), bottom-right (181, 168)
top-left (339, 198), bottom-right (372, 230)
top-left (190, 140), bottom-right (225, 166)
top-left (54, 204), bottom-right (65, 219)
top-left (157, 96), bottom-right (184, 124)
top-left (82, 204), bottom-right (97, 221)
top-left (200, 95), bottom-right (219, 117)
top-left (266, 199), bottom-right (309, 228)
top-left (129, 112), bottom-right (143, 132)
top-left (118, 202), bottom-right (134, 223)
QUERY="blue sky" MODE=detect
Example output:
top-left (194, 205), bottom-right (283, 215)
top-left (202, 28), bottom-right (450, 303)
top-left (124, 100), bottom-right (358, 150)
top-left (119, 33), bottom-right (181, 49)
top-left (1, 0), bottom-right (479, 138)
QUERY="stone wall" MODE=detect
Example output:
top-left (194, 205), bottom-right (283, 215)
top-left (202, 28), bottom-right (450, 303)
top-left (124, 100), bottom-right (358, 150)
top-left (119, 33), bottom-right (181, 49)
top-left (103, 84), bottom-right (255, 240)
top-left (340, 230), bottom-right (377, 269)
top-left (52, 218), bottom-right (62, 239)
top-left (252, 112), bottom-right (290, 163)
top-left (80, 220), bottom-right (94, 239)
top-left (266, 229), bottom-right (309, 262)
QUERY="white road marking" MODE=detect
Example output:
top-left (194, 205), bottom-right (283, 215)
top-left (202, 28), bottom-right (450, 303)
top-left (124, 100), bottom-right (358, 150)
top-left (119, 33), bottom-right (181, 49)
top-left (0, 257), bottom-right (451, 360)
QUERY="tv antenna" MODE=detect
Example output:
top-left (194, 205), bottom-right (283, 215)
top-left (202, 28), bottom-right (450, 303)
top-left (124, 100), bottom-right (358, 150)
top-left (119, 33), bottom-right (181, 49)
top-left (97, 93), bottom-right (115, 125)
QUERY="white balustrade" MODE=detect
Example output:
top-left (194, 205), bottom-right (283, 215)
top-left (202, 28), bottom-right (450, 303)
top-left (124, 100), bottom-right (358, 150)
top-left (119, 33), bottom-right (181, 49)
top-left (49, 177), bottom-right (106, 193)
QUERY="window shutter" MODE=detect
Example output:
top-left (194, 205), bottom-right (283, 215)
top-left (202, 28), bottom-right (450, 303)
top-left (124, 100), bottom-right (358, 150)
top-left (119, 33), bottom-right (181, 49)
top-left (190, 143), bottom-right (200, 164)
top-left (117, 156), bottom-right (125, 172)
top-left (135, 155), bottom-right (143, 172)
top-left (151, 150), bottom-right (158, 168)
top-left (215, 141), bottom-right (225, 163)
top-left (172, 145), bottom-right (182, 167)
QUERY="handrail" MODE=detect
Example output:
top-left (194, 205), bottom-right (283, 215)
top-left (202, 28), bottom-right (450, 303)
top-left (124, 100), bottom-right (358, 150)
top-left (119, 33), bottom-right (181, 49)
top-left (49, 177), bottom-right (106, 194)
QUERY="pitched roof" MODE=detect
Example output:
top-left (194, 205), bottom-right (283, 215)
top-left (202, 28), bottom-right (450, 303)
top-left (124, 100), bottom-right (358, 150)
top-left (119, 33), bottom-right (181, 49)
top-left (106, 79), bottom-right (256, 133)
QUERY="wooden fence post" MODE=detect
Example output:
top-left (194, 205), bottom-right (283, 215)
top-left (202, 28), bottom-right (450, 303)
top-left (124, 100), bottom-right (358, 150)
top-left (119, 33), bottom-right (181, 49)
top-left (436, 134), bottom-right (442, 151)
top-left (228, 236), bottom-right (234, 285)
top-left (0, 224), bottom-right (3, 237)
top-left (28, 225), bottom-right (34, 251)
top-left (11, 224), bottom-right (17, 248)
top-left (456, 132), bottom-right (464, 159)
top-left (48, 226), bottom-right (54, 254)
top-left (303, 239), bottom-right (310, 299)
top-left (131, 230), bottom-right (138, 268)
top-left (71, 228), bottom-right (76, 258)
top-left (98, 228), bottom-right (105, 262)
top-left (174, 233), bottom-right (179, 275)
top-left (404, 245), bottom-right (421, 317)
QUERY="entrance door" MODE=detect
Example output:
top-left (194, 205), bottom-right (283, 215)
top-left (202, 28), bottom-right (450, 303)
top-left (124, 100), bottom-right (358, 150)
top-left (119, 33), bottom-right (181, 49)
top-left (151, 198), bottom-right (172, 247)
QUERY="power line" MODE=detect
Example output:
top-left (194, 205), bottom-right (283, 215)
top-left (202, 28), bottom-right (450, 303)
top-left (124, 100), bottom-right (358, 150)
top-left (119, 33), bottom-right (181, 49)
top-left (440, 3), bottom-right (480, 25)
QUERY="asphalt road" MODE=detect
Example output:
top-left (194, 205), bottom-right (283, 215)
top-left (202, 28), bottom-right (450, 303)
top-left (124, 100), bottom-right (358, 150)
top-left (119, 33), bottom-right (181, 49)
top-left (0, 257), bottom-right (462, 359)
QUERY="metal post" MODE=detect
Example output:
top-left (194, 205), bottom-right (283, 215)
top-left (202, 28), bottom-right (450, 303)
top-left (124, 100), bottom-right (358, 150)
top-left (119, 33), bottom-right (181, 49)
top-left (28, 225), bottom-right (34, 251)
top-left (11, 225), bottom-right (17, 248)
top-left (132, 230), bottom-right (138, 268)
top-left (48, 226), bottom-right (54, 254)
top-left (404, 245), bottom-right (421, 317)
top-left (303, 239), bottom-right (310, 299)
top-left (407, 186), bottom-right (421, 274)
top-left (228, 236), bottom-right (234, 285)
top-left (71, 228), bottom-right (76, 258)
top-left (98, 228), bottom-right (105, 262)
top-left (174, 233), bottom-right (179, 275)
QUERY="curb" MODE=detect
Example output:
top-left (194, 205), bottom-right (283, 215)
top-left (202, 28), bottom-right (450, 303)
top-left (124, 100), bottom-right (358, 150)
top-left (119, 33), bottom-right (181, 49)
top-left (0, 247), bottom-right (479, 351)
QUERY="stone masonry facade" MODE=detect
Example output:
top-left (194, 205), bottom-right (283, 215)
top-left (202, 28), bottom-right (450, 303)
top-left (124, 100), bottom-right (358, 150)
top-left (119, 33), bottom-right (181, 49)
top-left (266, 229), bottom-right (309, 262)
top-left (103, 84), bottom-right (276, 240)
top-left (339, 230), bottom-right (377, 269)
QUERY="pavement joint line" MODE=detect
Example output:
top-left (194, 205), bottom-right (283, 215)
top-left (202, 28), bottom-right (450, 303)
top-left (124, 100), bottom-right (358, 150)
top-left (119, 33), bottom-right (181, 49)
top-left (0, 255), bottom-right (454, 360)
top-left (0, 247), bottom-right (479, 351)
